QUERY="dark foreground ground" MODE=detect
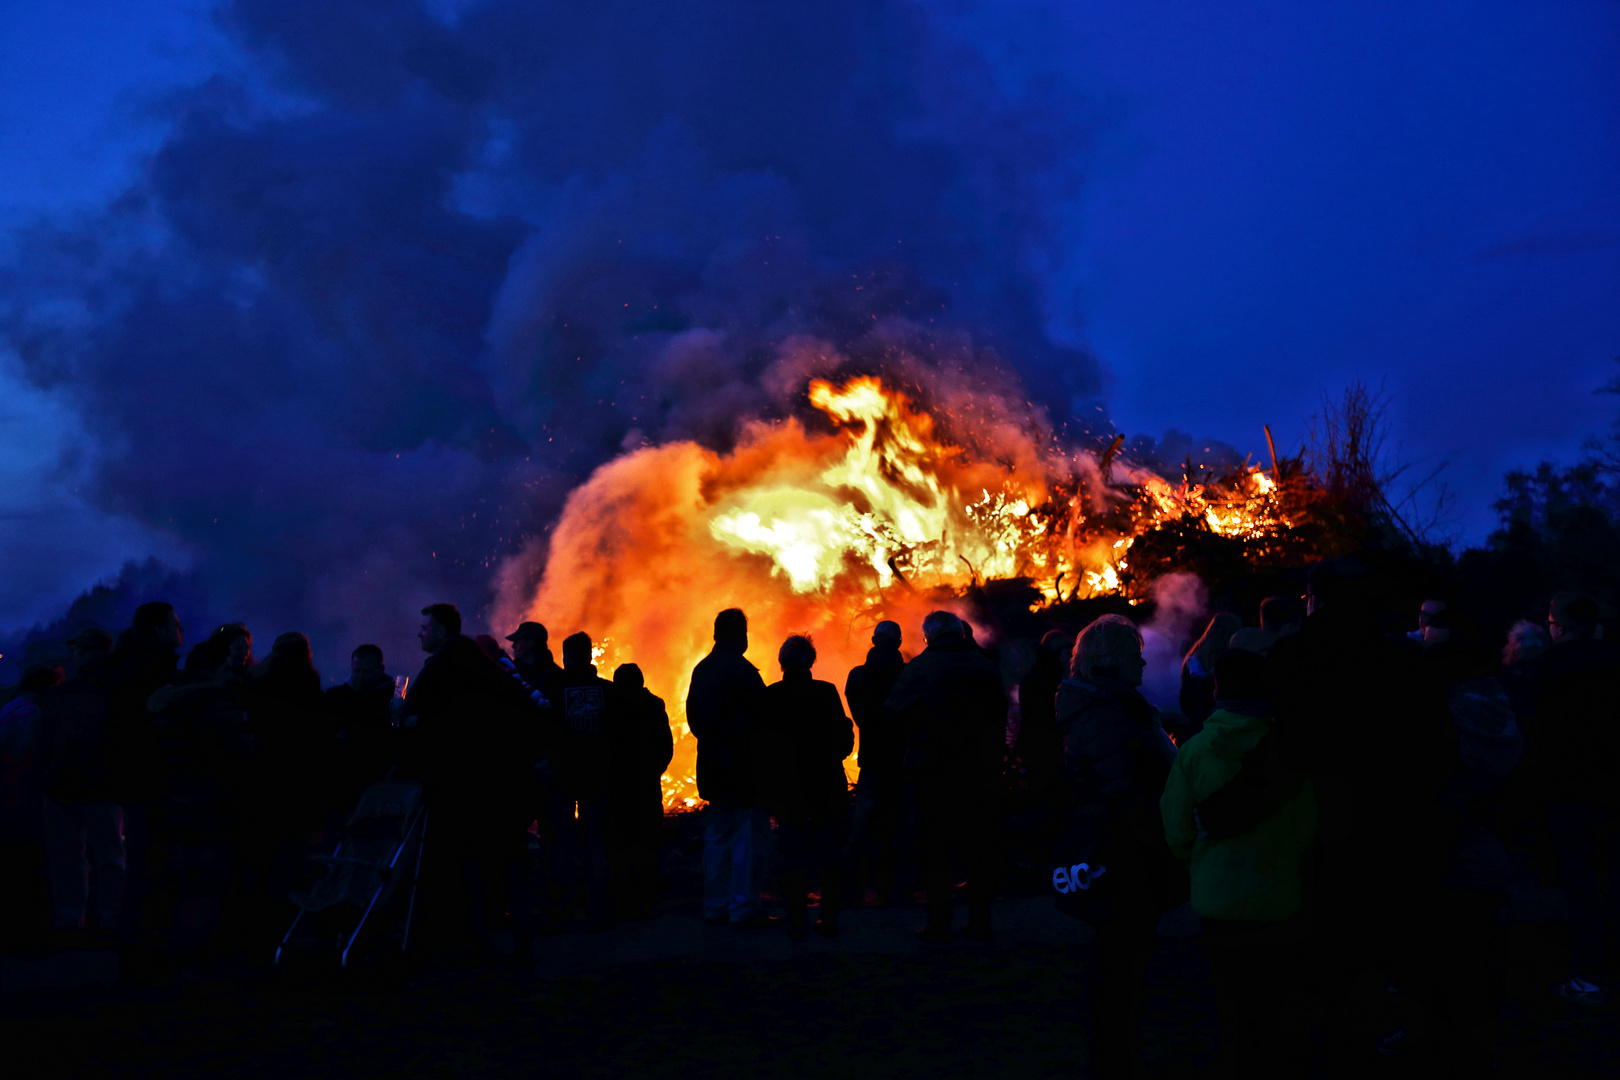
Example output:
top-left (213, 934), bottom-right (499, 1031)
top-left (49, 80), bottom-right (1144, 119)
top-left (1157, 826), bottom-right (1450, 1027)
top-left (3, 818), bottom-right (1615, 1079)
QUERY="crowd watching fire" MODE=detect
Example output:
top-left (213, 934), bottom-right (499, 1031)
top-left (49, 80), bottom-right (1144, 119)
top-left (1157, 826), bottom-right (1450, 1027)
top-left (4, 363), bottom-right (1614, 1074)
top-left (503, 370), bottom-right (1312, 810)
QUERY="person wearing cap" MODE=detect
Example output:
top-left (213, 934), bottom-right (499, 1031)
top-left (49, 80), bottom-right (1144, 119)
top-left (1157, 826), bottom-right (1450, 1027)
top-left (36, 627), bottom-right (124, 935)
top-left (844, 620), bottom-right (907, 905)
top-left (503, 622), bottom-right (563, 925)
top-left (507, 622), bottom-right (563, 705)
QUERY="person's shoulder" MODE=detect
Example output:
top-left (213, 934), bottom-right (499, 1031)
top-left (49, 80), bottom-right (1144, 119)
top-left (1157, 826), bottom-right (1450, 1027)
top-left (1054, 676), bottom-right (1094, 704)
top-left (965, 651), bottom-right (1002, 680)
top-left (1057, 680), bottom-right (1127, 722)
top-left (324, 683), bottom-right (354, 700)
top-left (691, 649), bottom-right (730, 676)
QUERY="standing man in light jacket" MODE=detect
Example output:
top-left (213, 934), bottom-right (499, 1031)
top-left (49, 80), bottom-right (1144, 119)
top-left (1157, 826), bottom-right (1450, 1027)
top-left (1161, 647), bottom-right (1316, 1080)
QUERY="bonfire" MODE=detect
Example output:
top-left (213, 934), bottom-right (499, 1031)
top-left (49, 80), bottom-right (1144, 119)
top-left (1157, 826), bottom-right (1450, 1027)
top-left (502, 368), bottom-right (1331, 810)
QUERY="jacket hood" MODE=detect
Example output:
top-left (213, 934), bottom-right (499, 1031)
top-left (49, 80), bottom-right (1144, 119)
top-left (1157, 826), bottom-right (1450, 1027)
top-left (1197, 707), bottom-right (1272, 761)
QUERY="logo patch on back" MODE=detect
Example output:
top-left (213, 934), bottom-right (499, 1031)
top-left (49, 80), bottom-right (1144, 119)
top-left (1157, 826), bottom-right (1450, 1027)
top-left (565, 686), bottom-right (605, 733)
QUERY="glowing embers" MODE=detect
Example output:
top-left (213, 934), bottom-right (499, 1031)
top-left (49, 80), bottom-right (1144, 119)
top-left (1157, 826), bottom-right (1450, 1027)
top-left (1084, 538), bottom-right (1132, 597)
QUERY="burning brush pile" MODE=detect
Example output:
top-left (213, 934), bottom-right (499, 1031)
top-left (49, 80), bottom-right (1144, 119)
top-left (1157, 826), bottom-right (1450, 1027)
top-left (500, 349), bottom-right (1341, 810)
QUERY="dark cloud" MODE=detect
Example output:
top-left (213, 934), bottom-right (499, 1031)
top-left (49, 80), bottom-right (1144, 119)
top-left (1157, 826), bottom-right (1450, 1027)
top-left (1, 0), bottom-right (1099, 678)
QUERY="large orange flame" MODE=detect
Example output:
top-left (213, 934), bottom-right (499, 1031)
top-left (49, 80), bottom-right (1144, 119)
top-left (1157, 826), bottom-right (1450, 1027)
top-left (505, 374), bottom-right (1289, 809)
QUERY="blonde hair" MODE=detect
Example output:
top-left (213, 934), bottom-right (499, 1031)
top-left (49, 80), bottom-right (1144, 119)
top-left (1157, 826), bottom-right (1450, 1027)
top-left (1070, 614), bottom-right (1144, 679)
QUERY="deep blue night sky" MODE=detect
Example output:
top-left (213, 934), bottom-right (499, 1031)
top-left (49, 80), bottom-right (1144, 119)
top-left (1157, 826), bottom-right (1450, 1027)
top-left (2, 1), bottom-right (1617, 670)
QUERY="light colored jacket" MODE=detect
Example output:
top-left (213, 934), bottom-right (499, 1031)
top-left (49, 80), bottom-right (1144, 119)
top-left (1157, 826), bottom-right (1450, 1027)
top-left (1161, 707), bottom-right (1316, 922)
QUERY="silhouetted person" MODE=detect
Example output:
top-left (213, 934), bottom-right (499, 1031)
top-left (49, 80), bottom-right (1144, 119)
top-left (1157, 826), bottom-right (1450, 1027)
top-left (961, 618), bottom-right (1000, 668)
top-left (1056, 615), bottom-right (1179, 1076)
top-left (544, 632), bottom-right (626, 931)
top-left (206, 623), bottom-right (254, 678)
top-left (403, 603), bottom-right (539, 963)
top-left (687, 608), bottom-right (771, 928)
top-left (1409, 622), bottom-right (1525, 1058)
top-left (1179, 611), bottom-right (1243, 733)
top-left (1267, 559), bottom-right (1448, 1034)
top-left (1224, 598), bottom-right (1304, 659)
top-left (757, 635), bottom-right (853, 940)
top-left (612, 663), bottom-right (672, 920)
top-left (1162, 648), bottom-right (1315, 1079)
top-left (1536, 592), bottom-right (1620, 1005)
top-left (1259, 595), bottom-right (1304, 640)
top-left (507, 621), bottom-right (564, 705)
top-left (1500, 618), bottom-right (1550, 723)
top-left (36, 628), bottom-right (123, 936)
top-left (493, 624), bottom-right (559, 923)
top-left (844, 620), bottom-right (907, 904)
top-left (887, 610), bottom-right (1006, 943)
top-left (105, 601), bottom-right (183, 944)
top-left (246, 632), bottom-right (332, 831)
top-left (1015, 628), bottom-right (1073, 799)
top-left (324, 644), bottom-right (396, 808)
top-left (150, 636), bottom-right (255, 965)
top-left (0, 663), bottom-right (62, 944)
top-left (1006, 627), bottom-right (1075, 892)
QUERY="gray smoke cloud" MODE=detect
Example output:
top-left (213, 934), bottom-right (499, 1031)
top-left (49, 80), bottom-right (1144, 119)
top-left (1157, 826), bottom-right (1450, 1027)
top-left (0, 0), bottom-right (1101, 680)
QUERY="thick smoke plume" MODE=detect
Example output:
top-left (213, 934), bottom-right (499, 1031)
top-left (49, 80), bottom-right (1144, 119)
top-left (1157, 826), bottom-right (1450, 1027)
top-left (0, 0), bottom-right (1099, 679)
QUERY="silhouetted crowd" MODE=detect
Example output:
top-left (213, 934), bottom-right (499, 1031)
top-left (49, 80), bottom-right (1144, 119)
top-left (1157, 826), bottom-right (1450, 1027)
top-left (1, 561), bottom-right (1617, 1075)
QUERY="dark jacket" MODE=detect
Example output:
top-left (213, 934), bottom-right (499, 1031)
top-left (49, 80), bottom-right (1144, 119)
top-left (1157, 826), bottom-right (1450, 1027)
top-left (1267, 606), bottom-right (1449, 898)
top-left (1177, 656), bottom-right (1219, 732)
top-left (103, 640), bottom-right (180, 803)
top-left (244, 663), bottom-right (335, 825)
top-left (845, 643), bottom-right (906, 787)
top-left (1535, 638), bottom-right (1620, 807)
top-left (686, 643), bottom-right (767, 806)
top-left (1053, 675), bottom-right (1180, 921)
top-left (1054, 677), bottom-right (1177, 823)
top-left (756, 668), bottom-right (854, 824)
top-left (885, 636), bottom-right (1006, 799)
top-left (324, 680), bottom-right (397, 798)
top-left (406, 635), bottom-right (537, 815)
top-left (616, 684), bottom-right (673, 836)
top-left (153, 672), bottom-right (254, 835)
top-left (1015, 648), bottom-right (1066, 796)
top-left (553, 663), bottom-right (626, 802)
top-left (37, 658), bottom-right (114, 803)
top-left (515, 651), bottom-right (564, 706)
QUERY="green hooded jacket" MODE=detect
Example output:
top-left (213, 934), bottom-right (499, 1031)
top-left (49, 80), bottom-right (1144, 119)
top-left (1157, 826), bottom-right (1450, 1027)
top-left (1161, 708), bottom-right (1317, 922)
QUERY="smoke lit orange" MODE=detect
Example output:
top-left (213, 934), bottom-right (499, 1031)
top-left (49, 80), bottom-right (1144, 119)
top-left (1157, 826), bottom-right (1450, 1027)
top-left (500, 373), bottom-right (1289, 809)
